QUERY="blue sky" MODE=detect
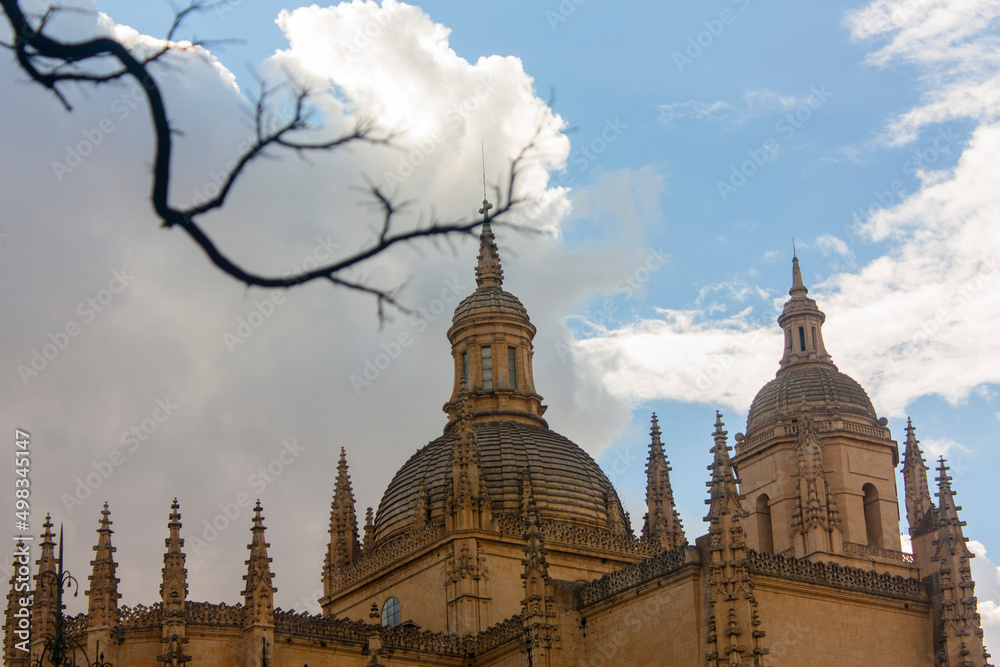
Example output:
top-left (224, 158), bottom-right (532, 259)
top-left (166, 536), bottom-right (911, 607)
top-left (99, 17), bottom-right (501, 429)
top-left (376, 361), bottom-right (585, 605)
top-left (2, 0), bottom-right (998, 645)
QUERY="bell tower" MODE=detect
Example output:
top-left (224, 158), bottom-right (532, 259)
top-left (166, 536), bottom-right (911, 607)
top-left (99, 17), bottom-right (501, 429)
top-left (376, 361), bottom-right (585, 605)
top-left (734, 256), bottom-right (904, 568)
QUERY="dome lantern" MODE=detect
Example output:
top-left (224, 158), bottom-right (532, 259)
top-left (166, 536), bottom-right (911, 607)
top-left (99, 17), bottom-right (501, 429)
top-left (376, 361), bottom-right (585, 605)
top-left (444, 200), bottom-right (547, 431)
top-left (777, 255), bottom-right (835, 372)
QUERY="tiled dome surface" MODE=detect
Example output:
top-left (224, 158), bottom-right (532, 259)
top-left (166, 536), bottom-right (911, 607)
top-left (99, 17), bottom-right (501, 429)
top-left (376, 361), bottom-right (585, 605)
top-left (451, 287), bottom-right (529, 324)
top-left (373, 421), bottom-right (623, 547)
top-left (747, 364), bottom-right (877, 432)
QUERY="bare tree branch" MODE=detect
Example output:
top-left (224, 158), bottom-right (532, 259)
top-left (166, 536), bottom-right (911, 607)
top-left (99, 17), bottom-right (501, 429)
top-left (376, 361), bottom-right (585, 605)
top-left (1, 0), bottom-right (544, 322)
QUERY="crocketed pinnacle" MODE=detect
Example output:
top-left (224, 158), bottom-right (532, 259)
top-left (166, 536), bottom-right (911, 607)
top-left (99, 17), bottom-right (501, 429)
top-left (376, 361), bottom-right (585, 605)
top-left (161, 498), bottom-right (187, 614)
top-left (521, 494), bottom-right (548, 581)
top-left (32, 515), bottom-right (58, 642)
top-left (243, 500), bottom-right (275, 628)
top-left (931, 458), bottom-right (991, 667)
top-left (644, 413), bottom-right (686, 549)
top-left (789, 416), bottom-right (842, 554)
top-left (474, 197), bottom-right (503, 289)
top-left (703, 413), bottom-right (768, 666)
top-left (932, 458), bottom-right (973, 564)
top-left (902, 417), bottom-right (933, 535)
top-left (705, 412), bottom-right (743, 522)
top-left (87, 502), bottom-right (121, 629)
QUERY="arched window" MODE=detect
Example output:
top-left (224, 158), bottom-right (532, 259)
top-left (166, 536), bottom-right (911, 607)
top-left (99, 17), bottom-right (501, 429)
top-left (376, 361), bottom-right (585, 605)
top-left (381, 597), bottom-right (401, 628)
top-left (862, 484), bottom-right (883, 548)
top-left (756, 494), bottom-right (774, 554)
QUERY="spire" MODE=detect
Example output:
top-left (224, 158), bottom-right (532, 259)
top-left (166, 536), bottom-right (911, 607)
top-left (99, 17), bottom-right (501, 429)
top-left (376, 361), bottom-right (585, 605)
top-left (363, 507), bottom-right (375, 553)
top-left (902, 418), bottom-right (934, 536)
top-left (446, 387), bottom-right (491, 532)
top-left (520, 492), bottom-right (560, 665)
top-left (4, 540), bottom-right (30, 663)
top-left (788, 415), bottom-right (842, 557)
top-left (87, 503), bottom-right (120, 631)
top-left (931, 458), bottom-right (991, 667)
top-left (158, 499), bottom-right (190, 665)
top-left (643, 413), bottom-right (686, 550)
top-left (776, 255), bottom-right (834, 372)
top-left (242, 501), bottom-right (276, 629)
top-left (160, 498), bottom-right (188, 617)
top-left (790, 255), bottom-right (807, 296)
top-left (31, 515), bottom-right (57, 655)
top-left (474, 213), bottom-right (503, 289)
top-left (704, 412), bottom-right (769, 666)
top-left (705, 412), bottom-right (744, 522)
top-left (323, 448), bottom-right (360, 596)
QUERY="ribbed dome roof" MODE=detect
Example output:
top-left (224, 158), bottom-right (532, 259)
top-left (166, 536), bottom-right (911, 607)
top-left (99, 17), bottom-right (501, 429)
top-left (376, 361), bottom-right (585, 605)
top-left (373, 420), bottom-right (624, 547)
top-left (747, 364), bottom-right (877, 433)
top-left (452, 287), bottom-right (529, 324)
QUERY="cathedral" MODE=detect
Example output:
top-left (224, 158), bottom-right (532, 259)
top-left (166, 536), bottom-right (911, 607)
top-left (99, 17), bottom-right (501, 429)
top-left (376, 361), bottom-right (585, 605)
top-left (4, 202), bottom-right (994, 666)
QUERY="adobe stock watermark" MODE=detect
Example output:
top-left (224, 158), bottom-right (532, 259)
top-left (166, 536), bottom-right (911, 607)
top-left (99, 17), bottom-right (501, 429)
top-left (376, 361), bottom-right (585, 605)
top-left (510, 116), bottom-right (628, 227)
top-left (545, 0), bottom-right (588, 31)
top-left (876, 256), bottom-right (999, 384)
top-left (558, 247), bottom-right (667, 359)
top-left (214, 0), bottom-right (246, 20)
top-left (61, 396), bottom-right (181, 514)
top-left (340, 3), bottom-right (401, 60)
top-left (604, 445), bottom-right (642, 486)
top-left (693, 343), bottom-right (745, 391)
top-left (188, 114), bottom-right (284, 208)
top-left (845, 127), bottom-right (962, 242)
top-left (349, 276), bottom-right (467, 394)
top-left (17, 268), bottom-right (136, 386)
top-left (379, 77), bottom-right (498, 197)
top-left (51, 85), bottom-right (149, 183)
top-left (223, 236), bottom-right (341, 352)
top-left (673, 0), bottom-right (753, 73)
top-left (9, 542), bottom-right (30, 652)
top-left (717, 85), bottom-right (833, 202)
top-left (188, 438), bottom-right (306, 556)
top-left (904, 256), bottom-right (1000, 347)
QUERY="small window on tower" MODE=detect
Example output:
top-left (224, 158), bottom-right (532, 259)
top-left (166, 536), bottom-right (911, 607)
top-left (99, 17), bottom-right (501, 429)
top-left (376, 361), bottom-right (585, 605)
top-left (811, 327), bottom-right (817, 351)
top-left (481, 346), bottom-right (492, 391)
top-left (462, 352), bottom-right (468, 386)
top-left (798, 326), bottom-right (806, 352)
top-left (381, 597), bottom-right (401, 628)
top-left (507, 347), bottom-right (517, 391)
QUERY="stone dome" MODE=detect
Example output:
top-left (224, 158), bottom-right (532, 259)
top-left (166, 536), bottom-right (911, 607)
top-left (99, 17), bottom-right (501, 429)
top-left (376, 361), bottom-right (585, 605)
top-left (452, 287), bottom-right (530, 324)
top-left (746, 363), bottom-right (878, 433)
top-left (373, 420), bottom-right (625, 547)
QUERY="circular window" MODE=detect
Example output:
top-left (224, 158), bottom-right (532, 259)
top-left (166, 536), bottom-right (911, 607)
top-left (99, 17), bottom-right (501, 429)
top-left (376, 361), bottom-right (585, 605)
top-left (380, 597), bottom-right (401, 628)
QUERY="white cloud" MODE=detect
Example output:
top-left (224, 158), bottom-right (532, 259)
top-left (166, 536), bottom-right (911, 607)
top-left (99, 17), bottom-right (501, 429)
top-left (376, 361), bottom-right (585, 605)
top-left (571, 308), bottom-right (775, 411)
top-left (0, 0), bottom-right (655, 614)
top-left (920, 437), bottom-right (971, 461)
top-left (845, 0), bottom-right (1000, 146)
top-left (812, 233), bottom-right (853, 257)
